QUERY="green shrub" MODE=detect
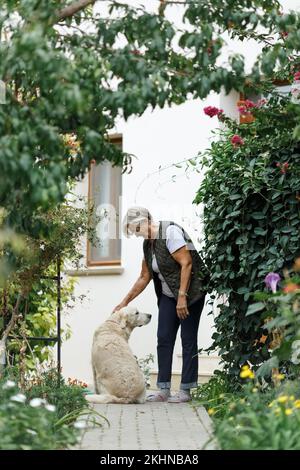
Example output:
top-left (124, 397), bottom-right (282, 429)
top-left (213, 381), bottom-right (300, 450)
top-left (247, 262), bottom-right (300, 378)
top-left (24, 368), bottom-right (88, 421)
top-left (0, 378), bottom-right (79, 450)
top-left (192, 370), bottom-right (237, 418)
top-left (0, 367), bottom-right (105, 450)
top-left (194, 93), bottom-right (300, 379)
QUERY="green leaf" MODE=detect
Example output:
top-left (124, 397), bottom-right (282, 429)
top-left (246, 302), bottom-right (266, 316)
top-left (254, 227), bottom-right (267, 236)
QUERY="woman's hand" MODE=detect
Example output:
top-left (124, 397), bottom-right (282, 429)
top-left (112, 301), bottom-right (128, 313)
top-left (176, 296), bottom-right (189, 320)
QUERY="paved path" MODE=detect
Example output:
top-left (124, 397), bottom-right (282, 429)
top-left (78, 402), bottom-right (215, 450)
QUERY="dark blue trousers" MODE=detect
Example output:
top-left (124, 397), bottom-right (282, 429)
top-left (156, 294), bottom-right (205, 390)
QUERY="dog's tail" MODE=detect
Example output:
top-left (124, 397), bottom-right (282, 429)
top-left (85, 393), bottom-right (133, 404)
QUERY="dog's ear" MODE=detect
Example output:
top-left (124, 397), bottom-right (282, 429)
top-left (119, 311), bottom-right (128, 329)
top-left (112, 310), bottom-right (127, 329)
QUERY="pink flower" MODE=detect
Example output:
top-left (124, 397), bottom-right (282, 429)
top-left (204, 106), bottom-right (223, 118)
top-left (294, 71), bottom-right (300, 82)
top-left (244, 99), bottom-right (256, 108)
top-left (238, 106), bottom-right (253, 116)
top-left (265, 272), bottom-right (281, 294)
top-left (256, 98), bottom-right (267, 107)
top-left (276, 162), bottom-right (289, 174)
top-left (231, 134), bottom-right (244, 147)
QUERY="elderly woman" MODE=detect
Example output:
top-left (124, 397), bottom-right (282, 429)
top-left (113, 206), bottom-right (207, 403)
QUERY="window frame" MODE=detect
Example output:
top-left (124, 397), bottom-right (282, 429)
top-left (86, 133), bottom-right (122, 267)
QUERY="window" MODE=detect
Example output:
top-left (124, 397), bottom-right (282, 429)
top-left (87, 135), bottom-right (122, 266)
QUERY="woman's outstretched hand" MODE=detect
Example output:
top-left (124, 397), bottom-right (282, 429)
top-left (112, 301), bottom-right (128, 313)
top-left (176, 297), bottom-right (189, 320)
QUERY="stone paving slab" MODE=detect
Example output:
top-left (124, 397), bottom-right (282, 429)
top-left (77, 402), bottom-right (215, 451)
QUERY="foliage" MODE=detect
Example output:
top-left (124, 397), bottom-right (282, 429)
top-left (0, 195), bottom-right (97, 368)
top-left (191, 370), bottom-right (237, 418)
top-left (195, 369), bottom-right (300, 450)
top-left (0, 366), bottom-right (106, 450)
top-left (210, 376), bottom-right (300, 450)
top-left (194, 93), bottom-right (300, 378)
top-left (136, 353), bottom-right (154, 388)
top-left (24, 367), bottom-right (88, 421)
top-left (1, 0), bottom-right (300, 243)
top-left (247, 259), bottom-right (300, 378)
top-left (0, 374), bottom-right (79, 450)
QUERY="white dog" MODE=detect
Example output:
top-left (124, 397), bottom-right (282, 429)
top-left (86, 306), bottom-right (152, 404)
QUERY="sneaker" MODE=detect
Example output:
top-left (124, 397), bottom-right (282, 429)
top-left (146, 390), bottom-right (170, 402)
top-left (168, 390), bottom-right (191, 403)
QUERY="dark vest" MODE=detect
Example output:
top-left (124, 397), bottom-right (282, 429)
top-left (143, 220), bottom-right (208, 307)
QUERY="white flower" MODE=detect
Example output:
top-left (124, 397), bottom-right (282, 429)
top-left (29, 398), bottom-right (44, 408)
top-left (3, 380), bottom-right (16, 389)
top-left (291, 340), bottom-right (300, 365)
top-left (10, 393), bottom-right (26, 403)
top-left (45, 404), bottom-right (56, 412)
top-left (74, 421), bottom-right (87, 429)
top-left (26, 429), bottom-right (37, 436)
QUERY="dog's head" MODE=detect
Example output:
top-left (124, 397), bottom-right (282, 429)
top-left (111, 306), bottom-right (152, 331)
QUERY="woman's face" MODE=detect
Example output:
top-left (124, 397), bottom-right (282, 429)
top-left (129, 220), bottom-right (149, 239)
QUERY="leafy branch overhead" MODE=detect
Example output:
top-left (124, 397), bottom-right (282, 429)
top-left (1, 0), bottom-right (300, 236)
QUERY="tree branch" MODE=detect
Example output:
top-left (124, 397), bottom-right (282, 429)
top-left (1, 294), bottom-right (22, 343)
top-left (56, 0), bottom-right (97, 22)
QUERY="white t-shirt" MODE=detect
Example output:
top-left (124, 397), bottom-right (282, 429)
top-left (151, 225), bottom-right (187, 298)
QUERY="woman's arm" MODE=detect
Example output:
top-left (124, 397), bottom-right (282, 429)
top-left (113, 258), bottom-right (151, 312)
top-left (171, 247), bottom-right (193, 320)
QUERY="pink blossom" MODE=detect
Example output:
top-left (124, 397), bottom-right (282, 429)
top-left (256, 98), bottom-right (267, 107)
top-left (231, 134), bottom-right (244, 147)
top-left (238, 106), bottom-right (253, 115)
top-left (294, 71), bottom-right (300, 82)
top-left (244, 99), bottom-right (256, 108)
top-left (265, 272), bottom-right (281, 294)
top-left (276, 162), bottom-right (289, 174)
top-left (203, 106), bottom-right (223, 118)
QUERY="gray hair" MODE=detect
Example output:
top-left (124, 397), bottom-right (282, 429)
top-left (122, 206), bottom-right (153, 237)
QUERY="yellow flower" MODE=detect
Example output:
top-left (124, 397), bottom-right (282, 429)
top-left (252, 387), bottom-right (258, 393)
top-left (274, 407), bottom-right (281, 415)
top-left (273, 373), bottom-right (285, 381)
top-left (268, 401), bottom-right (274, 408)
top-left (219, 393), bottom-right (225, 399)
top-left (239, 398), bottom-right (246, 404)
top-left (208, 408), bottom-right (215, 416)
top-left (285, 408), bottom-right (293, 416)
top-left (240, 369), bottom-right (255, 379)
top-left (294, 400), bottom-right (300, 408)
top-left (289, 395), bottom-right (295, 401)
top-left (241, 365), bottom-right (250, 370)
top-left (277, 395), bottom-right (288, 404)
